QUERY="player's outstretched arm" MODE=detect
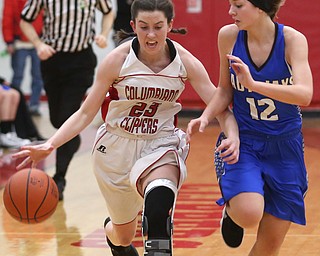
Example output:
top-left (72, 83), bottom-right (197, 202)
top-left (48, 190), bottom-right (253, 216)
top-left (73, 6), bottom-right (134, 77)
top-left (12, 45), bottom-right (125, 169)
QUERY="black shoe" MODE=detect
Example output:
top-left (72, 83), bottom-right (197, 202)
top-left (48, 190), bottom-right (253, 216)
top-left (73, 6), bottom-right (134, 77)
top-left (53, 176), bottom-right (66, 201)
top-left (29, 108), bottom-right (42, 117)
top-left (104, 217), bottom-right (139, 256)
top-left (220, 207), bottom-right (244, 248)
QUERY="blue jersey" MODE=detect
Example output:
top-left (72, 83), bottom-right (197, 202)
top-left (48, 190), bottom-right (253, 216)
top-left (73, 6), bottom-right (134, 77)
top-left (230, 23), bottom-right (302, 135)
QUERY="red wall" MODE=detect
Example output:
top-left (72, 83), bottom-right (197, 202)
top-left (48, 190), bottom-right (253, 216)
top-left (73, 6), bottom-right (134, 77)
top-left (170, 0), bottom-right (320, 110)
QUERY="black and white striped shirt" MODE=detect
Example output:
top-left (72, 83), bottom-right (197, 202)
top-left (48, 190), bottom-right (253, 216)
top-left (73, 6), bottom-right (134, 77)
top-left (21, 0), bottom-right (112, 52)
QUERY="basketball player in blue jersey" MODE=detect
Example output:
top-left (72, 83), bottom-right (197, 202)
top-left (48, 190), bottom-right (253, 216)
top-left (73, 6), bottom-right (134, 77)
top-left (12, 1), bottom-right (240, 255)
top-left (187, 0), bottom-right (313, 255)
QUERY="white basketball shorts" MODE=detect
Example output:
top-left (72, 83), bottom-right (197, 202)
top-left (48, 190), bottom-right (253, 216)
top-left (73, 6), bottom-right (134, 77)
top-left (91, 124), bottom-right (189, 224)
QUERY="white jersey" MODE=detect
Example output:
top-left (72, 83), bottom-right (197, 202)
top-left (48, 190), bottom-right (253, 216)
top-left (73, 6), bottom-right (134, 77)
top-left (105, 38), bottom-right (187, 138)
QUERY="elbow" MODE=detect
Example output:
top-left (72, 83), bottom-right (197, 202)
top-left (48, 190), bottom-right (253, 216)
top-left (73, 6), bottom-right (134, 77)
top-left (299, 92), bottom-right (313, 107)
top-left (300, 99), bottom-right (312, 107)
top-left (19, 19), bottom-right (26, 30)
top-left (294, 84), bottom-right (313, 106)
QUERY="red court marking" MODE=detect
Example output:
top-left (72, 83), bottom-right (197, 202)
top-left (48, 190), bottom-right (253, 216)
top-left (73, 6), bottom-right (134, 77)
top-left (71, 183), bottom-right (222, 249)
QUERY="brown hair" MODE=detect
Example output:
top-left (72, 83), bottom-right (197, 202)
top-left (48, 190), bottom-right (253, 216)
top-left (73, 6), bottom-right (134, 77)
top-left (247, 0), bottom-right (286, 20)
top-left (114, 0), bottom-right (187, 45)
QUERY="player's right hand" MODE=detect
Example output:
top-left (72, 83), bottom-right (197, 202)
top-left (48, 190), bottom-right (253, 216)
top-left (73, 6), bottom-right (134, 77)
top-left (12, 143), bottom-right (54, 170)
top-left (186, 117), bottom-right (209, 143)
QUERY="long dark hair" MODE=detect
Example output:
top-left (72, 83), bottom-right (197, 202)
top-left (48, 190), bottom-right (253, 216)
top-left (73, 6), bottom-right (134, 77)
top-left (247, 0), bottom-right (286, 20)
top-left (114, 0), bottom-right (187, 45)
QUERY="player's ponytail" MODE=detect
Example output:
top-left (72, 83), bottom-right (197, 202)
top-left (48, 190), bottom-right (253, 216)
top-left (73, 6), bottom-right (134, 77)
top-left (170, 27), bottom-right (188, 35)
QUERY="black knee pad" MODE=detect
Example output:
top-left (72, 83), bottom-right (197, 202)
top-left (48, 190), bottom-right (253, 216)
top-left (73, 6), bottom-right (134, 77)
top-left (142, 179), bottom-right (177, 256)
top-left (143, 186), bottom-right (174, 239)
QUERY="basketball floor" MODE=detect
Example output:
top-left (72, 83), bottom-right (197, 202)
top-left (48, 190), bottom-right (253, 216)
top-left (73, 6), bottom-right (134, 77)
top-left (1, 103), bottom-right (320, 256)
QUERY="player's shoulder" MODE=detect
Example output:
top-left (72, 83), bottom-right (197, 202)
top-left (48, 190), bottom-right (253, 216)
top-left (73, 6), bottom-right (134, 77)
top-left (170, 40), bottom-right (184, 53)
top-left (282, 25), bottom-right (309, 66)
top-left (217, 24), bottom-right (239, 53)
top-left (169, 40), bottom-right (203, 78)
top-left (218, 24), bottom-right (239, 41)
top-left (169, 40), bottom-right (190, 63)
top-left (171, 40), bottom-right (198, 66)
top-left (98, 40), bottom-right (131, 78)
top-left (283, 25), bottom-right (307, 43)
top-left (105, 40), bottom-right (131, 64)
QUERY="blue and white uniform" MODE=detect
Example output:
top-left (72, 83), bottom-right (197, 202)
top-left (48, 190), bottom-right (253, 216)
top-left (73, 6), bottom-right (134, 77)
top-left (92, 38), bottom-right (189, 224)
top-left (220, 23), bottom-right (308, 225)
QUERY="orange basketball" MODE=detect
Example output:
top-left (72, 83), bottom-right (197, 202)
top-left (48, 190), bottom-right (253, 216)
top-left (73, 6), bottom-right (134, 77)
top-left (3, 168), bottom-right (59, 224)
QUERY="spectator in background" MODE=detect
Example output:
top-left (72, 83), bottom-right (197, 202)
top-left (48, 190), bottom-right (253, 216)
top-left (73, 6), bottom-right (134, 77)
top-left (19, 0), bottom-right (114, 200)
top-left (13, 86), bottom-right (46, 142)
top-left (1, 0), bottom-right (44, 116)
top-left (0, 77), bottom-right (31, 148)
top-left (0, 76), bottom-right (45, 145)
top-left (112, 0), bottom-right (134, 46)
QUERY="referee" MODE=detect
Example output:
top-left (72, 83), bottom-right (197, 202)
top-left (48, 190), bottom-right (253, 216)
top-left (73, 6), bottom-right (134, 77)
top-left (20, 0), bottom-right (114, 200)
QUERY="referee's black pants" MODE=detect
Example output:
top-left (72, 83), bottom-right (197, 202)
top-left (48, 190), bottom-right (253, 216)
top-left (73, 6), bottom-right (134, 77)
top-left (41, 46), bottom-right (97, 181)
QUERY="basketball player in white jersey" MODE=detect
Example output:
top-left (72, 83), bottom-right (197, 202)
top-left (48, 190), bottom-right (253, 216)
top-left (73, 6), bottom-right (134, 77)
top-left (13, 0), bottom-right (240, 255)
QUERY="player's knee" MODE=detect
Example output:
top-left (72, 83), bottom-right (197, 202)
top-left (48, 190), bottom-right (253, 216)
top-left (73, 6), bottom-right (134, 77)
top-left (231, 206), bottom-right (263, 228)
top-left (143, 179), bottom-right (177, 239)
top-left (142, 179), bottom-right (176, 255)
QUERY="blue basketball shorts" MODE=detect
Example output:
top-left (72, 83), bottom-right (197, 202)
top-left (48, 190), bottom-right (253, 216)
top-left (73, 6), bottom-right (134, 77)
top-left (219, 129), bottom-right (308, 225)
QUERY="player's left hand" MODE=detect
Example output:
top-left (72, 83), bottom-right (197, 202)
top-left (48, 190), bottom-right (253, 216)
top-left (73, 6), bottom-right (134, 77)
top-left (186, 116), bottom-right (209, 143)
top-left (216, 135), bottom-right (239, 164)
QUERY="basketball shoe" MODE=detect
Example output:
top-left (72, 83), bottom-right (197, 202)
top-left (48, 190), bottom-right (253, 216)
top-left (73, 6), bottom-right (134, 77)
top-left (0, 132), bottom-right (31, 148)
top-left (104, 217), bottom-right (139, 256)
top-left (220, 206), bottom-right (244, 248)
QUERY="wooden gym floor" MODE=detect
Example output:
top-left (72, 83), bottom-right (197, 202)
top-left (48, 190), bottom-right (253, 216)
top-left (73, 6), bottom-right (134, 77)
top-left (0, 103), bottom-right (320, 256)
